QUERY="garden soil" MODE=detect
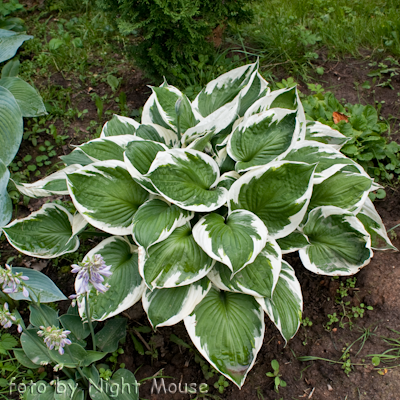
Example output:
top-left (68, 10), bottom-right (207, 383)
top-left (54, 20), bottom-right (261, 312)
top-left (1, 56), bottom-right (400, 400)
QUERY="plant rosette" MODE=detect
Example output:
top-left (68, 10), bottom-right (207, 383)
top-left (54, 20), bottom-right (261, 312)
top-left (4, 61), bottom-right (396, 388)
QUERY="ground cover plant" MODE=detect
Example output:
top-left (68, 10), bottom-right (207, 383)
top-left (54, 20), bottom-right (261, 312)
top-left (1, 61), bottom-right (396, 391)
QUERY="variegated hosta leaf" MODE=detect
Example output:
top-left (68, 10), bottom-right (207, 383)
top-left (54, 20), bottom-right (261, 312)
top-left (77, 237), bottom-right (145, 321)
top-left (142, 277), bottom-right (211, 328)
top-left (100, 114), bottom-right (139, 137)
top-left (147, 149), bottom-right (228, 212)
top-left (0, 159), bottom-right (12, 227)
top-left (72, 212), bottom-right (87, 236)
top-left (244, 86), bottom-right (299, 116)
top-left (124, 139), bottom-right (169, 193)
top-left (139, 223), bottom-right (215, 289)
top-left (237, 70), bottom-right (270, 117)
top-left (142, 84), bottom-right (199, 133)
top-left (256, 260), bottom-right (302, 343)
top-left (135, 123), bottom-right (178, 148)
top-left (299, 206), bottom-right (372, 275)
top-left (216, 171), bottom-right (240, 190)
top-left (184, 287), bottom-right (265, 388)
top-left (0, 77), bottom-right (46, 117)
top-left (193, 61), bottom-right (258, 118)
top-left (283, 140), bottom-right (356, 184)
top-left (192, 210), bottom-right (268, 275)
top-left (60, 148), bottom-right (93, 167)
top-left (228, 109), bottom-right (299, 172)
top-left (208, 239), bottom-right (282, 298)
top-left (309, 170), bottom-right (372, 213)
top-left (0, 86), bottom-right (23, 166)
top-left (182, 96), bottom-right (240, 148)
top-left (357, 197), bottom-right (397, 251)
top-left (244, 86), bottom-right (306, 139)
top-left (229, 161), bottom-right (316, 239)
top-left (3, 203), bottom-right (79, 258)
top-left (12, 164), bottom-right (81, 198)
top-left (305, 121), bottom-right (349, 150)
top-left (276, 230), bottom-right (309, 254)
top-left (77, 135), bottom-right (136, 162)
top-left (132, 198), bottom-right (193, 250)
top-left (67, 161), bottom-right (149, 235)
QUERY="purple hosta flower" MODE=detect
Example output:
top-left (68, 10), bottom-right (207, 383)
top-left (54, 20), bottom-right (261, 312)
top-left (0, 265), bottom-right (29, 297)
top-left (37, 326), bottom-right (72, 355)
top-left (0, 303), bottom-right (22, 332)
top-left (71, 254), bottom-right (112, 295)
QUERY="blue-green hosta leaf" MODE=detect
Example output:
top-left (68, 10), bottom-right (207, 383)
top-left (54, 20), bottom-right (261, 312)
top-left (0, 86), bottom-right (23, 166)
top-left (139, 223), bottom-right (215, 289)
top-left (142, 277), bottom-right (211, 328)
top-left (256, 260), bottom-right (302, 343)
top-left (22, 380), bottom-right (54, 400)
top-left (142, 84), bottom-right (199, 133)
top-left (147, 149), bottom-right (228, 212)
top-left (229, 161), bottom-right (316, 239)
top-left (10, 267), bottom-right (67, 302)
top-left (132, 198), bottom-right (193, 250)
top-left (0, 77), bottom-right (46, 117)
top-left (244, 86), bottom-right (306, 140)
top-left (67, 161), bottom-right (149, 235)
top-left (0, 159), bottom-right (12, 227)
top-left (283, 140), bottom-right (356, 184)
top-left (208, 239), bottom-right (282, 298)
top-left (12, 164), bottom-right (81, 198)
top-left (3, 203), bottom-right (79, 258)
top-left (192, 210), bottom-right (269, 275)
top-left (77, 135), bottom-right (136, 162)
top-left (357, 198), bottom-right (397, 251)
top-left (124, 139), bottom-right (169, 194)
top-left (192, 61), bottom-right (258, 118)
top-left (309, 170), bottom-right (372, 213)
top-left (101, 114), bottom-right (139, 137)
top-left (299, 206), bottom-right (372, 275)
top-left (305, 121), bottom-right (350, 150)
top-left (228, 109), bottom-right (299, 172)
top-left (77, 237), bottom-right (145, 321)
top-left (276, 229), bottom-right (309, 254)
top-left (135, 123), bottom-right (178, 147)
top-left (1, 58), bottom-right (20, 78)
top-left (0, 30), bottom-right (33, 63)
top-left (184, 288), bottom-right (265, 388)
top-left (237, 70), bottom-right (270, 117)
top-left (182, 96), bottom-right (240, 147)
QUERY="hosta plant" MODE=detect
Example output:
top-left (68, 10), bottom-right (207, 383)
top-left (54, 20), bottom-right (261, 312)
top-left (3, 61), bottom-right (396, 388)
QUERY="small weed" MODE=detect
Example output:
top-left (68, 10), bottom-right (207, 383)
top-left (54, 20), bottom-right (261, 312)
top-left (266, 359), bottom-right (286, 393)
top-left (213, 375), bottom-right (229, 394)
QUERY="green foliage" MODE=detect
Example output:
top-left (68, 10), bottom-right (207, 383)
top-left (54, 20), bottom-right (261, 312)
top-left (266, 360), bottom-right (286, 392)
top-left (302, 87), bottom-right (400, 185)
top-left (96, 0), bottom-right (255, 81)
top-left (2, 62), bottom-right (394, 389)
top-left (242, 0), bottom-right (400, 74)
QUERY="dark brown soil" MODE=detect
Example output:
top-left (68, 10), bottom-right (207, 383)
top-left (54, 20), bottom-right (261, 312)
top-left (2, 56), bottom-right (400, 400)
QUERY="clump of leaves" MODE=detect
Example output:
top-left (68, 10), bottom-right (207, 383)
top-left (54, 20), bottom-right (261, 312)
top-left (302, 89), bottom-right (400, 187)
top-left (3, 62), bottom-right (396, 389)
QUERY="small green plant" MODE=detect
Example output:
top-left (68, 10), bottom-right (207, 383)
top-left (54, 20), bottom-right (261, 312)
top-left (214, 375), bottom-right (229, 394)
top-left (266, 360), bottom-right (286, 393)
